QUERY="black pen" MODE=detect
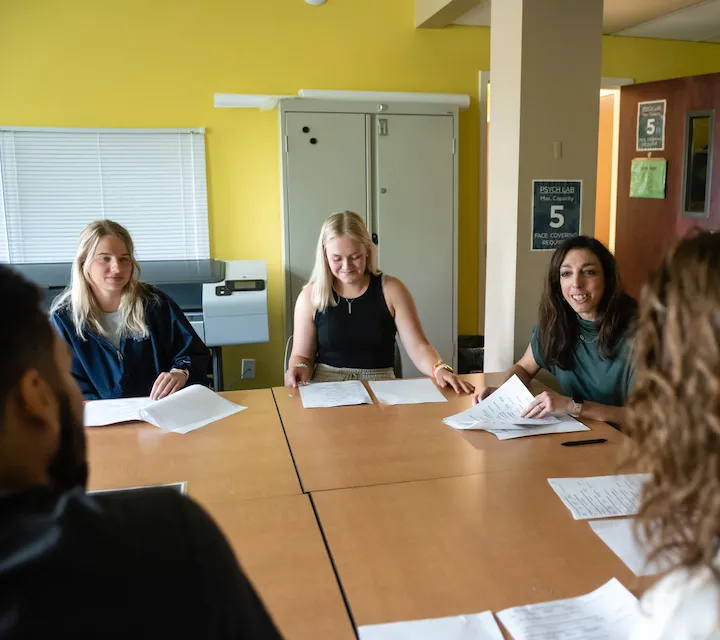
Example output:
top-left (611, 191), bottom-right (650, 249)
top-left (561, 438), bottom-right (608, 447)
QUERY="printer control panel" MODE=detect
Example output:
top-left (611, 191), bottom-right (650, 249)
top-left (216, 279), bottom-right (265, 296)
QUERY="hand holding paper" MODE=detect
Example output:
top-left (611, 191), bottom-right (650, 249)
top-left (444, 375), bottom-right (561, 430)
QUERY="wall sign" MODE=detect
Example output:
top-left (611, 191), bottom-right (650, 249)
top-left (630, 158), bottom-right (667, 199)
top-left (637, 99), bottom-right (666, 151)
top-left (532, 180), bottom-right (582, 251)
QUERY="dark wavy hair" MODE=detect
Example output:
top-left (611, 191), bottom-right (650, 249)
top-left (626, 231), bottom-right (720, 569)
top-left (538, 236), bottom-right (637, 370)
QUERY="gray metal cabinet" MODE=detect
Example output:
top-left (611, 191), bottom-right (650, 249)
top-left (281, 101), bottom-right (458, 377)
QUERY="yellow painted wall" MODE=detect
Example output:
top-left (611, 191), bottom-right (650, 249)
top-left (2, 0), bottom-right (720, 387)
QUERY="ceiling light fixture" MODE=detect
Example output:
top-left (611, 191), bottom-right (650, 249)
top-left (305, 0), bottom-right (327, 5)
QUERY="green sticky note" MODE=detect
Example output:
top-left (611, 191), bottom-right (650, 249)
top-left (630, 158), bottom-right (667, 199)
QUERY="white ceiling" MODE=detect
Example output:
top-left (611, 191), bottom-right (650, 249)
top-left (454, 0), bottom-right (720, 43)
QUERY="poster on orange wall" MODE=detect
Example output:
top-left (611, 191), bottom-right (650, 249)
top-left (637, 100), bottom-right (666, 151)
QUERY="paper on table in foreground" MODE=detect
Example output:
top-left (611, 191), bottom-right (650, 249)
top-left (84, 397), bottom-right (153, 427)
top-left (299, 380), bottom-right (373, 408)
top-left (548, 474), bottom-right (651, 520)
top-left (83, 385), bottom-right (246, 434)
top-left (358, 611), bottom-right (503, 640)
top-left (368, 379), bottom-right (448, 405)
top-left (443, 375), bottom-right (560, 430)
top-left (142, 385), bottom-right (245, 434)
top-left (496, 578), bottom-right (640, 640)
top-left (484, 414), bottom-right (589, 440)
top-left (590, 519), bottom-right (673, 577)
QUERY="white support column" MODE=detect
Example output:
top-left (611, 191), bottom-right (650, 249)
top-left (484, 0), bottom-right (603, 371)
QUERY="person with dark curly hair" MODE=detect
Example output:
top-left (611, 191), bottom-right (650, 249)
top-left (627, 231), bottom-right (720, 639)
top-left (474, 236), bottom-right (637, 426)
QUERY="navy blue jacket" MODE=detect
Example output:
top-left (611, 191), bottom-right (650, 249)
top-left (51, 286), bottom-right (210, 400)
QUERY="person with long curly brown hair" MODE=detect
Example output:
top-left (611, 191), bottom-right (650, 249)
top-left (628, 231), bottom-right (720, 640)
top-left (474, 236), bottom-right (637, 426)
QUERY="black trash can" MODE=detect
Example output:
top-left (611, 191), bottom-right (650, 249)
top-left (458, 335), bottom-right (484, 374)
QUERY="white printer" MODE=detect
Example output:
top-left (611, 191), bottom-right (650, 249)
top-left (15, 259), bottom-right (269, 391)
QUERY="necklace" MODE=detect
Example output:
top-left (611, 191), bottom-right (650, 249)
top-left (579, 334), bottom-right (598, 344)
top-left (333, 290), bottom-right (356, 315)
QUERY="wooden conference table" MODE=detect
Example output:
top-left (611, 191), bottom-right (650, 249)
top-left (88, 376), bottom-right (638, 639)
top-left (272, 373), bottom-right (628, 493)
top-left (86, 389), bottom-right (354, 640)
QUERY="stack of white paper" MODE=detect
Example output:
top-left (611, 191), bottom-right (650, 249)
top-left (497, 578), bottom-right (641, 640)
top-left (589, 519), bottom-right (672, 577)
top-left (484, 414), bottom-right (590, 440)
top-left (444, 376), bottom-right (559, 429)
top-left (83, 385), bottom-right (246, 434)
top-left (368, 379), bottom-right (448, 405)
top-left (548, 474), bottom-right (651, 520)
top-left (358, 611), bottom-right (503, 640)
top-left (299, 380), bottom-right (373, 408)
top-left (84, 397), bottom-right (153, 427)
top-left (442, 375), bottom-right (588, 439)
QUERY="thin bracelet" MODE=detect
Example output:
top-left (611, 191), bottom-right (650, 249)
top-left (294, 363), bottom-right (312, 371)
top-left (170, 368), bottom-right (189, 379)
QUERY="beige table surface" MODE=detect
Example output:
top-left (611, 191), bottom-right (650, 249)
top-left (87, 389), bottom-right (301, 501)
top-left (313, 457), bottom-right (653, 636)
top-left (274, 373), bottom-right (628, 492)
top-left (206, 494), bottom-right (356, 640)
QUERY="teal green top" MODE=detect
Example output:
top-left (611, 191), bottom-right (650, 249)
top-left (530, 317), bottom-right (634, 407)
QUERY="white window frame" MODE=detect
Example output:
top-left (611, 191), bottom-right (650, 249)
top-left (0, 126), bottom-right (210, 264)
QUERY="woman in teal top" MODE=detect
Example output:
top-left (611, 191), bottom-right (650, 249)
top-left (476, 236), bottom-right (636, 426)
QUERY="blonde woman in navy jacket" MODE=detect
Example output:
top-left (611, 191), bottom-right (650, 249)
top-left (50, 220), bottom-right (209, 401)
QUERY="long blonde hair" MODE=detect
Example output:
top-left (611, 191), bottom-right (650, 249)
top-left (51, 220), bottom-right (152, 341)
top-left (309, 211), bottom-right (378, 312)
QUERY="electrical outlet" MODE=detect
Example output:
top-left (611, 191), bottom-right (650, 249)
top-left (241, 358), bottom-right (255, 380)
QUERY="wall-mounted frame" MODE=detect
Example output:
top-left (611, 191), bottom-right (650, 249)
top-left (681, 109), bottom-right (715, 219)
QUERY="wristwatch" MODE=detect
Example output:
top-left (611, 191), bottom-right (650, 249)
top-left (569, 393), bottom-right (583, 418)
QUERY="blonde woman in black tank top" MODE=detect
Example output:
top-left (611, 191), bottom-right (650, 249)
top-left (285, 212), bottom-right (474, 395)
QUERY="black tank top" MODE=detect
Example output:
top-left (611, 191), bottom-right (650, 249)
top-left (315, 273), bottom-right (397, 369)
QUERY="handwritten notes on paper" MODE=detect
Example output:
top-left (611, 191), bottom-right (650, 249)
top-left (358, 611), bottom-right (504, 640)
top-left (299, 380), bottom-right (373, 409)
top-left (444, 376), bottom-right (559, 429)
top-left (483, 415), bottom-right (590, 440)
top-left (548, 474), bottom-right (651, 520)
top-left (83, 385), bottom-right (246, 434)
top-left (497, 578), bottom-right (641, 640)
top-left (442, 375), bottom-right (588, 439)
top-left (368, 379), bottom-right (448, 406)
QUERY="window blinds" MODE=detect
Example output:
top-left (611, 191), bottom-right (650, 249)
top-left (0, 128), bottom-right (209, 264)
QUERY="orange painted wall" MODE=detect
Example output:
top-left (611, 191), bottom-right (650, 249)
top-left (594, 94), bottom-right (615, 247)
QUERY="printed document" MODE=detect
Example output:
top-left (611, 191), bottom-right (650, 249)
top-left (548, 474), bottom-right (651, 520)
top-left (299, 380), bottom-right (373, 408)
top-left (497, 578), bottom-right (640, 640)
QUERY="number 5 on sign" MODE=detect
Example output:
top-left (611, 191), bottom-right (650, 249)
top-left (531, 179), bottom-right (582, 251)
top-left (549, 205), bottom-right (565, 228)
